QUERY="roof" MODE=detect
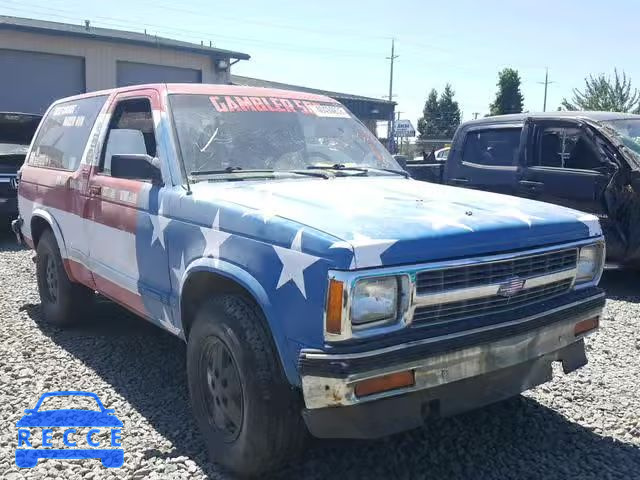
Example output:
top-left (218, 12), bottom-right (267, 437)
top-left (231, 75), bottom-right (395, 105)
top-left (0, 15), bottom-right (250, 60)
top-left (51, 83), bottom-right (340, 104)
top-left (466, 111), bottom-right (640, 126)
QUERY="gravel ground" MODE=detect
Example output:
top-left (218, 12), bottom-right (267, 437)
top-left (1, 229), bottom-right (639, 479)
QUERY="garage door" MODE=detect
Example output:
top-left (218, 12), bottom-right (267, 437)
top-left (117, 61), bottom-right (202, 87)
top-left (0, 49), bottom-right (86, 114)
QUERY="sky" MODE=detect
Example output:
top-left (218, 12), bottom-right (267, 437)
top-left (3, 0), bottom-right (640, 133)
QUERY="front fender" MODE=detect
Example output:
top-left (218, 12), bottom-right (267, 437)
top-left (179, 257), bottom-right (298, 385)
top-left (30, 208), bottom-right (69, 258)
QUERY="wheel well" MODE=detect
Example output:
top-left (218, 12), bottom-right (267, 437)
top-left (181, 271), bottom-right (262, 339)
top-left (30, 216), bottom-right (51, 247)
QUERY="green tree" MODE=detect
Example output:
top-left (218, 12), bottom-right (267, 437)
top-left (437, 84), bottom-right (461, 137)
top-left (489, 68), bottom-right (524, 115)
top-left (561, 69), bottom-right (640, 112)
top-left (417, 89), bottom-right (439, 139)
top-left (417, 85), bottom-right (461, 138)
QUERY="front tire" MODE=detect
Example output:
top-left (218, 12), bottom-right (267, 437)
top-left (35, 229), bottom-right (93, 326)
top-left (187, 295), bottom-right (306, 476)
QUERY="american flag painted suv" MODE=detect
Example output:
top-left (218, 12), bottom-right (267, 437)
top-left (13, 84), bottom-right (606, 476)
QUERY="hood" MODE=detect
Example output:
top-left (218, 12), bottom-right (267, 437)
top-left (0, 112), bottom-right (41, 146)
top-left (16, 409), bottom-right (123, 427)
top-left (190, 177), bottom-right (601, 269)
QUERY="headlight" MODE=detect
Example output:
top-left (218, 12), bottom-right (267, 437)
top-left (575, 243), bottom-right (604, 284)
top-left (350, 277), bottom-right (399, 327)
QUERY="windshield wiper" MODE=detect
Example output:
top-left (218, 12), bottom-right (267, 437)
top-left (190, 166), bottom-right (275, 176)
top-left (288, 170), bottom-right (331, 179)
top-left (307, 163), bottom-right (369, 174)
top-left (307, 164), bottom-right (410, 178)
top-left (368, 168), bottom-right (410, 178)
top-left (189, 166), bottom-right (331, 180)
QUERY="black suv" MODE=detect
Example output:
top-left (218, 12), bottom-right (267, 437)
top-left (0, 112), bottom-right (41, 223)
top-left (406, 112), bottom-right (640, 268)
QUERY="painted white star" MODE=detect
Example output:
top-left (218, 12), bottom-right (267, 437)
top-left (150, 213), bottom-right (171, 248)
top-left (331, 233), bottom-right (396, 269)
top-left (578, 213), bottom-right (603, 237)
top-left (273, 228), bottom-right (321, 298)
top-left (172, 252), bottom-right (186, 286)
top-left (159, 305), bottom-right (181, 336)
top-left (492, 208), bottom-right (542, 227)
top-left (242, 191), bottom-right (279, 223)
top-left (200, 210), bottom-right (231, 258)
top-left (414, 212), bottom-right (474, 232)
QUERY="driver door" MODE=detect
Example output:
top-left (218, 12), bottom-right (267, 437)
top-left (86, 89), bottom-right (171, 320)
top-left (520, 120), bottom-right (611, 215)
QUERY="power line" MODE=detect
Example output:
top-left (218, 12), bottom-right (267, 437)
top-left (386, 38), bottom-right (399, 150)
top-left (0, 2), bottom-right (386, 59)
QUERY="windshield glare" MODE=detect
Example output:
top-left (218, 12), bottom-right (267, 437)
top-left (602, 119), bottom-right (640, 160)
top-left (169, 94), bottom-right (399, 176)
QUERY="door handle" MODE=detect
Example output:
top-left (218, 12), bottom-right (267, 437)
top-left (450, 178), bottom-right (469, 185)
top-left (89, 185), bottom-right (102, 196)
top-left (518, 180), bottom-right (544, 193)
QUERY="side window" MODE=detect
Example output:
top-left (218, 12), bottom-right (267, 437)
top-left (461, 128), bottom-right (521, 167)
top-left (101, 98), bottom-right (156, 176)
top-left (29, 96), bottom-right (107, 171)
top-left (533, 126), bottom-right (602, 170)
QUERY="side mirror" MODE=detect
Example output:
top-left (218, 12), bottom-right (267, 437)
top-left (110, 154), bottom-right (163, 184)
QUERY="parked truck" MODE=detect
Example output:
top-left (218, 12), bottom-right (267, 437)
top-left (406, 112), bottom-right (640, 268)
top-left (0, 112), bottom-right (41, 224)
top-left (13, 85), bottom-right (605, 475)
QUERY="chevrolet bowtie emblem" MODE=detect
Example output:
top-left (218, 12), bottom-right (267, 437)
top-left (497, 276), bottom-right (525, 297)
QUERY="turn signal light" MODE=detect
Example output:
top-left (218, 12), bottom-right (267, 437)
top-left (354, 370), bottom-right (415, 397)
top-left (574, 316), bottom-right (599, 336)
top-left (326, 279), bottom-right (344, 334)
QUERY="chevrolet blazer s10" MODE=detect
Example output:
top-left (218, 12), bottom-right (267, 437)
top-left (13, 84), bottom-right (605, 476)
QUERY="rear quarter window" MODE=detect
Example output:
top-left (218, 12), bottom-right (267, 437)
top-left (461, 128), bottom-right (522, 167)
top-left (29, 95), bottom-right (107, 171)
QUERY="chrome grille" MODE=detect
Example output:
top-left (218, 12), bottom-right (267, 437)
top-left (416, 248), bottom-right (577, 295)
top-left (413, 279), bottom-right (573, 325)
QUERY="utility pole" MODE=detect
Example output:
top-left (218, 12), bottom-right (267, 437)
top-left (386, 38), bottom-right (399, 151)
top-left (537, 67), bottom-right (555, 112)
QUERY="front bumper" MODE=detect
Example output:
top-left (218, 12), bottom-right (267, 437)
top-left (0, 195), bottom-right (17, 216)
top-left (300, 289), bottom-right (605, 438)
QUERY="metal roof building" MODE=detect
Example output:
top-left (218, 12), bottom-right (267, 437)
top-left (0, 15), bottom-right (249, 113)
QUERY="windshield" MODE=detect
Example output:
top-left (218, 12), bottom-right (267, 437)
top-left (602, 119), bottom-right (640, 161)
top-left (169, 94), bottom-right (399, 176)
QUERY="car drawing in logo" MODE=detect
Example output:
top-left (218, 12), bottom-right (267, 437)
top-left (16, 391), bottom-right (123, 468)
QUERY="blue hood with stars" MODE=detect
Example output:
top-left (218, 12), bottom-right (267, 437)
top-left (190, 176), bottom-right (601, 269)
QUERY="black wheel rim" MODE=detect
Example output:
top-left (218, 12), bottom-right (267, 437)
top-left (43, 254), bottom-right (58, 303)
top-left (202, 337), bottom-right (244, 442)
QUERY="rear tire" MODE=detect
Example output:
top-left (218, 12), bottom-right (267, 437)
top-left (36, 229), bottom-right (93, 326)
top-left (187, 295), bottom-right (307, 476)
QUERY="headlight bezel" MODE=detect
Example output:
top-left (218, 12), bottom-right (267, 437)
top-left (574, 241), bottom-right (606, 287)
top-left (324, 272), bottom-right (411, 341)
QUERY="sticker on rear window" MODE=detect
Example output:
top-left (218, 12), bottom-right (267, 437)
top-left (51, 104), bottom-right (77, 117)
